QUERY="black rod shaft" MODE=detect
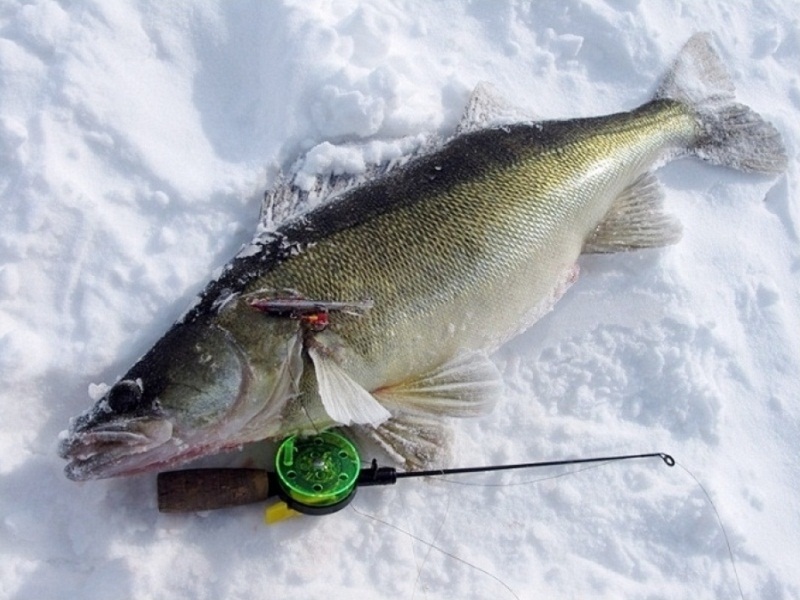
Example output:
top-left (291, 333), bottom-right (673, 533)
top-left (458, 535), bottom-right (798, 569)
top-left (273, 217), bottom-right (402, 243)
top-left (394, 452), bottom-right (674, 480)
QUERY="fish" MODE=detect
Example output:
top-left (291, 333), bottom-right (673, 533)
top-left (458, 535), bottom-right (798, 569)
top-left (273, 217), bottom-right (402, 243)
top-left (59, 34), bottom-right (786, 481)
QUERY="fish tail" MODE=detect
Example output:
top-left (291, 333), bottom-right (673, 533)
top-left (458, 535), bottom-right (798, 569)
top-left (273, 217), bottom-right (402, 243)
top-left (656, 33), bottom-right (787, 174)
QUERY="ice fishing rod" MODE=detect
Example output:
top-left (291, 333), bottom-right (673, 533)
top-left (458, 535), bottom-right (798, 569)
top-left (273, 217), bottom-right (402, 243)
top-left (157, 431), bottom-right (674, 524)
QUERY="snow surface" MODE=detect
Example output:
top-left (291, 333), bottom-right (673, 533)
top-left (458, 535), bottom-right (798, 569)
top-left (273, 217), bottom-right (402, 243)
top-left (1, 1), bottom-right (799, 599)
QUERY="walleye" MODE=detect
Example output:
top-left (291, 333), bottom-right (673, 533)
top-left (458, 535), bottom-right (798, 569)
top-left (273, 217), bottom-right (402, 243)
top-left (60, 34), bottom-right (786, 480)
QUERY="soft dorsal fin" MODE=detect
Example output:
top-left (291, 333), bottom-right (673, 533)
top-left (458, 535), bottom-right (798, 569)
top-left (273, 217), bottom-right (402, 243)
top-left (373, 351), bottom-right (502, 418)
top-left (308, 347), bottom-right (391, 427)
top-left (583, 172), bottom-right (682, 253)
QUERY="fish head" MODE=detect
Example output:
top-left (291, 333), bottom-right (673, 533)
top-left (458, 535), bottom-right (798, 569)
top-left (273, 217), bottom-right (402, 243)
top-left (59, 314), bottom-right (303, 480)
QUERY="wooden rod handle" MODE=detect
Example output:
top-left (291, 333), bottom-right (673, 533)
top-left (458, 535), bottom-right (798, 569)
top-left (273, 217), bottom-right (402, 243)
top-left (157, 468), bottom-right (273, 513)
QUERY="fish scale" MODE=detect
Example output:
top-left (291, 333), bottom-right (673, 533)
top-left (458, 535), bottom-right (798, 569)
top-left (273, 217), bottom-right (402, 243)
top-left (245, 102), bottom-right (695, 383)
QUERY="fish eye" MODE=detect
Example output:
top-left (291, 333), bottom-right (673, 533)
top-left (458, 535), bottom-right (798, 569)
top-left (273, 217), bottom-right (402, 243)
top-left (107, 380), bottom-right (143, 413)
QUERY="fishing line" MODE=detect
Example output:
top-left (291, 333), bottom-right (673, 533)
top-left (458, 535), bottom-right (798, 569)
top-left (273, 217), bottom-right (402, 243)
top-left (350, 502), bottom-right (521, 600)
top-left (354, 456), bottom-right (743, 600)
top-left (370, 461), bottom-right (622, 598)
top-left (410, 490), bottom-right (452, 600)
top-left (674, 461), bottom-right (745, 600)
top-left (349, 461), bottom-right (621, 599)
top-left (298, 394), bottom-right (323, 436)
top-left (428, 456), bottom-right (744, 599)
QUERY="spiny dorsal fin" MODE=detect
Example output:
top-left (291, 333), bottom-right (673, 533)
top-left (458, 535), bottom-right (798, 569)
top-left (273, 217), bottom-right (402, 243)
top-left (373, 351), bottom-right (502, 418)
top-left (308, 347), bottom-right (391, 427)
top-left (583, 172), bottom-right (682, 253)
top-left (258, 135), bottom-right (435, 232)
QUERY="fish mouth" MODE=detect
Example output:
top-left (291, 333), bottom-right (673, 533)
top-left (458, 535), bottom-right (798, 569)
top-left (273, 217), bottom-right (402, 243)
top-left (58, 418), bottom-right (175, 481)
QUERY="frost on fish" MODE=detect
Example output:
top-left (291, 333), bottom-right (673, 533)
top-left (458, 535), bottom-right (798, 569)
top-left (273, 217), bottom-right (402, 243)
top-left (256, 133), bottom-right (437, 234)
top-left (60, 34), bottom-right (786, 480)
top-left (656, 33), bottom-right (786, 174)
top-left (455, 81), bottom-right (538, 135)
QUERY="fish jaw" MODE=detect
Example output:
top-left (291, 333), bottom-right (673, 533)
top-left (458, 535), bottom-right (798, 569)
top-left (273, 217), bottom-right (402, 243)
top-left (58, 395), bottom-right (274, 481)
top-left (59, 416), bottom-right (175, 480)
top-left (58, 416), bottom-right (259, 480)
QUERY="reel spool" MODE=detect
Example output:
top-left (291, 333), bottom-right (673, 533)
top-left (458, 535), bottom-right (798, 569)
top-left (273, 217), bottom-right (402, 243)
top-left (273, 431), bottom-right (361, 516)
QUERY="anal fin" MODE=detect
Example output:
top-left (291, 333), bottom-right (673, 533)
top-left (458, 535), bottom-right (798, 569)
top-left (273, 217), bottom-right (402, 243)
top-left (583, 172), bottom-right (682, 253)
top-left (348, 414), bottom-right (453, 470)
top-left (373, 351), bottom-right (503, 418)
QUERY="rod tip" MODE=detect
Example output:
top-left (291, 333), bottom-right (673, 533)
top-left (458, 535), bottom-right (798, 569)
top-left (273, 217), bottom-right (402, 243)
top-left (659, 453), bottom-right (676, 467)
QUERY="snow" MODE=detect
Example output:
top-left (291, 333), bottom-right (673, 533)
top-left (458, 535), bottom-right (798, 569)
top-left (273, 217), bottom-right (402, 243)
top-left (1, 1), bottom-right (798, 599)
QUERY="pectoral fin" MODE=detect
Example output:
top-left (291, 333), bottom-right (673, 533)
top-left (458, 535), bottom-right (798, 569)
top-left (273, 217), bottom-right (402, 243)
top-left (308, 346), bottom-right (391, 427)
top-left (583, 172), bottom-right (682, 253)
top-left (374, 351), bottom-right (502, 418)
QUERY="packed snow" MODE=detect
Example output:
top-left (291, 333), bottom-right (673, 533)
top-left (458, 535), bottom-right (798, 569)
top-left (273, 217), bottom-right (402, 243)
top-left (1, 1), bottom-right (798, 598)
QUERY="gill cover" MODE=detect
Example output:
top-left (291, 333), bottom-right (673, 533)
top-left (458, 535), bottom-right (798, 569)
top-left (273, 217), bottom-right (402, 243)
top-left (128, 321), bottom-right (251, 428)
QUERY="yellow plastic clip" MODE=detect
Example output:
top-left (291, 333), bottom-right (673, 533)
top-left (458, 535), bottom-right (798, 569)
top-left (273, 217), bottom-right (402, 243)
top-left (265, 501), bottom-right (301, 525)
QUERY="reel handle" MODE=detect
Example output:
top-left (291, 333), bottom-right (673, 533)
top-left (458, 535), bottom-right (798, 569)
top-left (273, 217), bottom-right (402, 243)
top-left (157, 468), bottom-right (274, 513)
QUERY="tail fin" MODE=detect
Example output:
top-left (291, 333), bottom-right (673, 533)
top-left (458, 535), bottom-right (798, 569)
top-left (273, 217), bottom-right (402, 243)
top-left (656, 33), bottom-right (787, 174)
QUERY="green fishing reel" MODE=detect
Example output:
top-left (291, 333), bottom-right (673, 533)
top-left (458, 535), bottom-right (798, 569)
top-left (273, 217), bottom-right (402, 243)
top-left (273, 431), bottom-right (361, 517)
